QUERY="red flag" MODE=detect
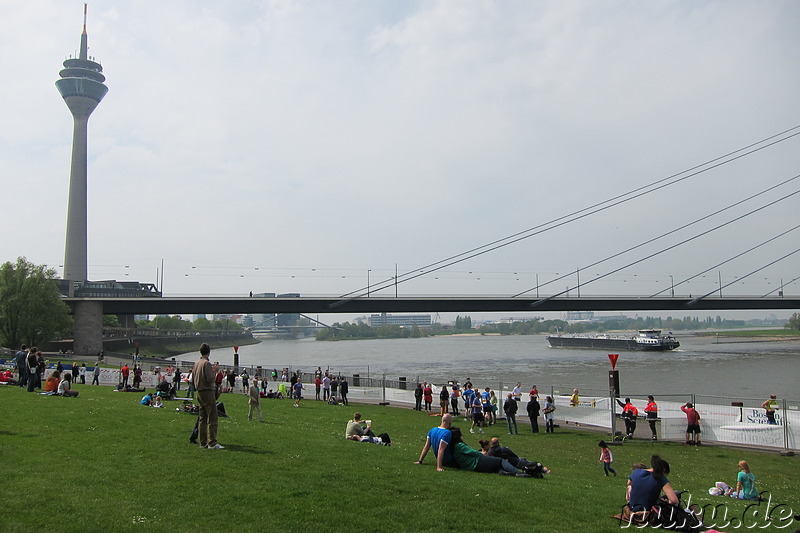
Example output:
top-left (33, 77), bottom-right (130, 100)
top-left (608, 353), bottom-right (619, 369)
top-left (234, 346), bottom-right (239, 353)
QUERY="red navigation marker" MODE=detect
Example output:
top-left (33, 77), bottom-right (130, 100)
top-left (608, 353), bottom-right (619, 369)
top-left (234, 346), bottom-right (239, 353)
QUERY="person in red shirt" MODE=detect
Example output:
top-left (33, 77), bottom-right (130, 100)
top-left (423, 382), bottom-right (433, 412)
top-left (120, 364), bottom-right (130, 388)
top-left (314, 375), bottom-right (322, 401)
top-left (681, 402), bottom-right (701, 445)
top-left (644, 396), bottom-right (658, 440)
top-left (214, 363), bottom-right (224, 396)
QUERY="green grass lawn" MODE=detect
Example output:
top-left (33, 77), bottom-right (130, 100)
top-left (1, 384), bottom-right (797, 532)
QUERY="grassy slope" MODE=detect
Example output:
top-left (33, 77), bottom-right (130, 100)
top-left (1, 385), bottom-right (797, 533)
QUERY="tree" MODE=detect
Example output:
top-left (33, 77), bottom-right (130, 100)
top-left (787, 313), bottom-right (800, 330)
top-left (0, 257), bottom-right (72, 349)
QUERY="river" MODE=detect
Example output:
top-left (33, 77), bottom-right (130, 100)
top-left (187, 333), bottom-right (800, 402)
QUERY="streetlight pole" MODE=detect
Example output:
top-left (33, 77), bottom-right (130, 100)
top-left (669, 275), bottom-right (674, 297)
top-left (367, 269), bottom-right (371, 297)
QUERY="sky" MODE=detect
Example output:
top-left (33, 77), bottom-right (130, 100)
top-left (2, 0), bottom-right (799, 317)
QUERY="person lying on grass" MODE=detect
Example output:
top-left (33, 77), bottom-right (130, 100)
top-left (449, 428), bottom-right (529, 476)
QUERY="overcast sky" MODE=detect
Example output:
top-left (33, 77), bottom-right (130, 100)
top-left (2, 0), bottom-right (799, 310)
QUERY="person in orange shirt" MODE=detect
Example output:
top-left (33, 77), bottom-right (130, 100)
top-left (645, 396), bottom-right (658, 440)
top-left (616, 397), bottom-right (638, 438)
top-left (44, 370), bottom-right (61, 393)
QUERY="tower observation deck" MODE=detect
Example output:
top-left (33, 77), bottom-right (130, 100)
top-left (56, 4), bottom-right (108, 285)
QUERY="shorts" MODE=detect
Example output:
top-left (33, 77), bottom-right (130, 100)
top-left (472, 413), bottom-right (484, 423)
top-left (686, 423), bottom-right (701, 434)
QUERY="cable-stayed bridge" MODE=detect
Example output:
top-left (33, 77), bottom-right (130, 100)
top-left (71, 294), bottom-right (798, 316)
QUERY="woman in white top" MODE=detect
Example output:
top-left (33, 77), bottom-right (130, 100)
top-left (57, 374), bottom-right (79, 397)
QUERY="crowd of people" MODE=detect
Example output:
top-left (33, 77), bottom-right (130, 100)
top-left (5, 343), bottom-right (780, 525)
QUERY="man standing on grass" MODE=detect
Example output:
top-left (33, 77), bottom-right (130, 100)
top-left (15, 345), bottom-right (28, 388)
top-left (120, 363), bottom-right (130, 388)
top-left (415, 414), bottom-right (454, 472)
top-left (247, 377), bottom-right (264, 423)
top-left (193, 343), bottom-right (224, 449)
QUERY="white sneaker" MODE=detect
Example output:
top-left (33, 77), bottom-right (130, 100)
top-left (469, 429), bottom-right (475, 434)
top-left (207, 443), bottom-right (225, 449)
top-left (479, 428), bottom-right (484, 434)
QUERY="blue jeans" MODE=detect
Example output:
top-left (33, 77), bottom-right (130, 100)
top-left (506, 414), bottom-right (518, 434)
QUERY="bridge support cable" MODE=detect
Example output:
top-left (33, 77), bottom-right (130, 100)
top-left (649, 223), bottom-right (800, 297)
top-left (338, 126), bottom-right (800, 301)
top-left (519, 188), bottom-right (800, 302)
top-left (687, 248), bottom-right (800, 306)
top-left (513, 174), bottom-right (800, 298)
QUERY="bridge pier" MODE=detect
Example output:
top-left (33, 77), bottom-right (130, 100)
top-left (117, 313), bottom-right (136, 329)
top-left (73, 300), bottom-right (104, 356)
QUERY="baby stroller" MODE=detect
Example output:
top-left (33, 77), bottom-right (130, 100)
top-left (156, 381), bottom-right (175, 400)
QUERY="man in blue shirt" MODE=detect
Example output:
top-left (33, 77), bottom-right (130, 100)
top-left (415, 414), bottom-right (454, 471)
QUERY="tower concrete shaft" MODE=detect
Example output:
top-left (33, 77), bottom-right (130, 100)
top-left (56, 5), bottom-right (108, 284)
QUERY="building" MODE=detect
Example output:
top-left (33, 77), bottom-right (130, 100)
top-left (368, 313), bottom-right (432, 328)
top-left (56, 5), bottom-right (108, 286)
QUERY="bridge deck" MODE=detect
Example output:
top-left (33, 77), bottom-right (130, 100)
top-left (65, 296), bottom-right (800, 315)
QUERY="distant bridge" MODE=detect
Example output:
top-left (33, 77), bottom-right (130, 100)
top-left (69, 295), bottom-right (799, 315)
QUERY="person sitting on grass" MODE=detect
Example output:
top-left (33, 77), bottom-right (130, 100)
top-left (44, 370), bottom-right (61, 393)
top-left (141, 393), bottom-right (154, 406)
top-left (729, 460), bottom-right (758, 500)
top-left (626, 455), bottom-right (679, 512)
top-left (57, 372), bottom-right (79, 397)
top-left (345, 412), bottom-right (376, 441)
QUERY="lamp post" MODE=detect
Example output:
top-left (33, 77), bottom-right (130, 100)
top-left (669, 275), bottom-right (674, 297)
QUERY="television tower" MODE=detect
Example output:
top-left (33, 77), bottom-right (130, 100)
top-left (56, 4), bottom-right (108, 284)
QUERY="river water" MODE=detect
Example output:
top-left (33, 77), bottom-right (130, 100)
top-left (192, 333), bottom-right (799, 401)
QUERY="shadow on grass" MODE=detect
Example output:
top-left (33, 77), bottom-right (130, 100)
top-left (0, 430), bottom-right (16, 436)
top-left (219, 444), bottom-right (274, 455)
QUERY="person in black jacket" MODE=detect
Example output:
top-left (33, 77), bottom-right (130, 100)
top-left (527, 397), bottom-right (540, 433)
top-left (414, 383), bottom-right (423, 411)
top-left (480, 437), bottom-right (550, 477)
top-left (339, 377), bottom-right (349, 406)
top-left (504, 393), bottom-right (519, 434)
